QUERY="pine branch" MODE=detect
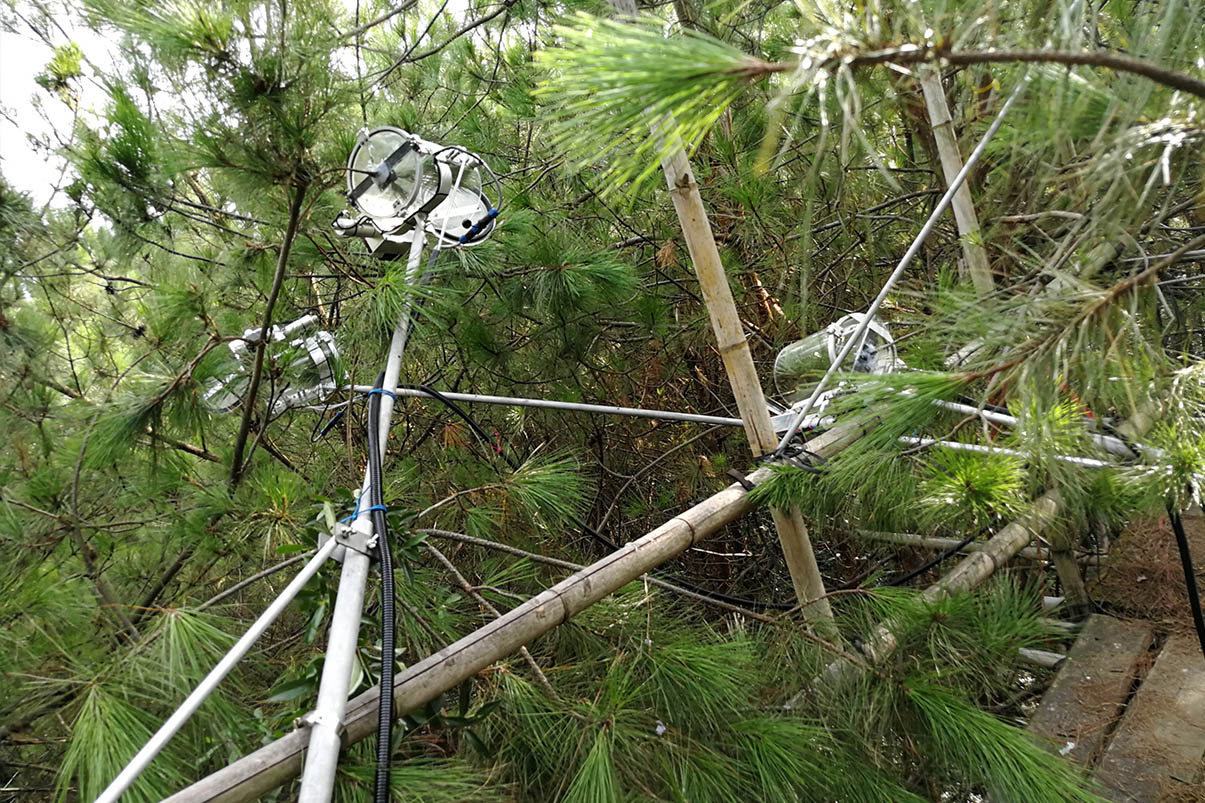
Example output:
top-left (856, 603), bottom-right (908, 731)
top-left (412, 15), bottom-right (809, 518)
top-left (228, 179), bottom-right (309, 489)
top-left (424, 542), bottom-right (558, 699)
top-left (197, 552), bottom-right (313, 610)
top-left (417, 528), bottom-right (777, 623)
top-left (718, 46), bottom-right (1205, 100)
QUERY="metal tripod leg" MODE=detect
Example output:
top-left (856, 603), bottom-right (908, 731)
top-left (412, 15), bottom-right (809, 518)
top-left (297, 220), bottom-right (428, 803)
top-left (95, 536), bottom-right (342, 803)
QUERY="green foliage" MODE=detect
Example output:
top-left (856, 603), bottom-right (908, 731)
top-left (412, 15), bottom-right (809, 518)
top-left (918, 448), bottom-right (1027, 530)
top-left (35, 42), bottom-right (84, 98)
top-left (6, 0), bottom-right (1205, 798)
top-left (57, 686), bottom-right (183, 803)
top-left (907, 684), bottom-right (1103, 802)
top-left (535, 14), bottom-right (759, 195)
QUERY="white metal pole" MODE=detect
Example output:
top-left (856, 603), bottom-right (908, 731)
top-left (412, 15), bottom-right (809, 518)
top-left (932, 399), bottom-right (1159, 460)
top-left (297, 220), bottom-right (428, 803)
top-left (897, 436), bottom-right (1112, 468)
top-left (774, 78), bottom-right (1028, 454)
top-left (350, 385), bottom-right (744, 428)
top-left (95, 536), bottom-right (340, 803)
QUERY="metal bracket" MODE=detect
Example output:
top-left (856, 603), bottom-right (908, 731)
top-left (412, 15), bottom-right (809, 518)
top-left (318, 521), bottom-right (377, 563)
top-left (296, 710), bottom-right (346, 738)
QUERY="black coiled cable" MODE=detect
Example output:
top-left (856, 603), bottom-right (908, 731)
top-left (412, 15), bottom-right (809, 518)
top-left (1169, 503), bottom-right (1205, 660)
top-left (366, 374), bottom-right (396, 803)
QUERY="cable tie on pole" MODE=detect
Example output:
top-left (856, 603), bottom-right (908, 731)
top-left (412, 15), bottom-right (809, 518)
top-left (367, 504), bottom-right (387, 513)
top-left (726, 469), bottom-right (756, 492)
top-left (367, 388), bottom-right (397, 400)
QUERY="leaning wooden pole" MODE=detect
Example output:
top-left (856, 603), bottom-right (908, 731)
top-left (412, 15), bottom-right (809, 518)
top-left (659, 143), bottom-right (832, 621)
top-left (162, 419), bottom-right (874, 803)
top-left (603, 0), bottom-right (831, 621)
top-left (919, 69), bottom-right (994, 295)
top-left (802, 403), bottom-right (1161, 696)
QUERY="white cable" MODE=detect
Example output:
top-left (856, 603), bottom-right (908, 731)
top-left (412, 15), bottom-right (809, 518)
top-left (774, 75), bottom-right (1030, 455)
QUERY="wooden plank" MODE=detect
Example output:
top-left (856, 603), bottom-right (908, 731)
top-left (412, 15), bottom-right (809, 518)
top-left (1026, 615), bottom-right (1154, 766)
top-left (1095, 635), bottom-right (1205, 801)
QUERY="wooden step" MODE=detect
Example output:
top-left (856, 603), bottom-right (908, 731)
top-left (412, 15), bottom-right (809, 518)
top-left (1095, 635), bottom-right (1205, 801)
top-left (1027, 615), bottom-right (1155, 766)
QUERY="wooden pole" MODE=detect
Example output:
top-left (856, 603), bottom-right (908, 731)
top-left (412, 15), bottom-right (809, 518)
top-left (161, 418), bottom-right (875, 803)
top-left (802, 405), bottom-right (1161, 697)
top-left (919, 69), bottom-right (994, 295)
top-left (855, 529), bottom-right (1072, 562)
top-left (658, 132), bottom-right (832, 621)
top-left (600, 0), bottom-right (830, 621)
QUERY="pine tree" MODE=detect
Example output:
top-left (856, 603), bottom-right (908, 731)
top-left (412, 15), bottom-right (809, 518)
top-left (1, 0), bottom-right (1203, 800)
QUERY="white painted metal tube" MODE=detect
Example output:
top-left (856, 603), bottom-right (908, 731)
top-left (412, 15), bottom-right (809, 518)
top-left (897, 436), bottom-right (1112, 468)
top-left (933, 399), bottom-right (1158, 460)
top-left (296, 547), bottom-right (372, 803)
top-left (774, 79), bottom-right (1028, 454)
top-left (351, 385), bottom-right (744, 428)
top-left (298, 219), bottom-right (428, 803)
top-left (95, 536), bottom-right (340, 803)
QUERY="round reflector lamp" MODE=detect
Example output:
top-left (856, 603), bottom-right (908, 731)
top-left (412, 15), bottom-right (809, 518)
top-left (201, 316), bottom-right (343, 415)
top-left (338, 127), bottom-right (500, 254)
top-left (774, 313), bottom-right (900, 394)
top-left (346, 126), bottom-right (452, 231)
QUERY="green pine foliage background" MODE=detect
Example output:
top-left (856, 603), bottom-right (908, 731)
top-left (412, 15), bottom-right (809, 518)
top-left (2, 0), bottom-right (1204, 799)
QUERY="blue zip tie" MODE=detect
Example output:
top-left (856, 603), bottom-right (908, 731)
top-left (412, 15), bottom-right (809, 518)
top-left (367, 504), bottom-right (387, 513)
top-left (339, 487), bottom-right (370, 523)
top-left (367, 388), bottom-right (396, 400)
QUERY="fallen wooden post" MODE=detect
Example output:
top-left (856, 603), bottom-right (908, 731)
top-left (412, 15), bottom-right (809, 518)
top-left (855, 529), bottom-right (1081, 562)
top-left (162, 417), bottom-right (875, 802)
top-left (804, 405), bottom-right (1160, 696)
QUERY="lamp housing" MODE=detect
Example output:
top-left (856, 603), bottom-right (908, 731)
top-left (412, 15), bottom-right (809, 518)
top-left (774, 313), bottom-right (902, 400)
top-left (201, 315), bottom-right (343, 414)
top-left (339, 126), bottom-right (498, 256)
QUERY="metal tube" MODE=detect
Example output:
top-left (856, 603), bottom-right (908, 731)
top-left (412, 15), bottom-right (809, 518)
top-left (897, 436), bottom-right (1111, 468)
top-left (95, 537), bottom-right (340, 803)
top-left (350, 385), bottom-right (744, 428)
top-left (933, 399), bottom-right (1161, 460)
top-left (774, 78), bottom-right (1029, 454)
top-left (296, 548), bottom-right (372, 803)
top-left (297, 218), bottom-right (428, 803)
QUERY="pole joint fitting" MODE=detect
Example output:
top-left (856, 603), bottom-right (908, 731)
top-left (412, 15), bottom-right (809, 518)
top-left (320, 521), bottom-right (378, 563)
top-left (297, 710), bottom-right (347, 739)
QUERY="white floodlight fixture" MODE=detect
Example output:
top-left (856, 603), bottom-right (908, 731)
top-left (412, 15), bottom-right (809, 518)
top-left (774, 313), bottom-right (902, 401)
top-left (202, 315), bottom-right (342, 414)
top-left (338, 125), bottom-right (499, 258)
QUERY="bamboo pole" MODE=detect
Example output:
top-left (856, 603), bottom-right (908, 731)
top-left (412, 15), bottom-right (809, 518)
top-left (658, 133), bottom-right (831, 621)
top-left (919, 69), bottom-right (994, 295)
top-left (801, 406), bottom-right (1160, 697)
top-left (162, 418), bottom-right (875, 803)
top-left (854, 530), bottom-right (1093, 563)
top-left (598, 0), bottom-right (830, 621)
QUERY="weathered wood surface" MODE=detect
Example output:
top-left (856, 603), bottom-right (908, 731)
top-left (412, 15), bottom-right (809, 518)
top-left (1095, 635), bottom-right (1205, 801)
top-left (919, 69), bottom-right (993, 295)
top-left (1026, 615), bottom-right (1154, 766)
top-left (660, 136), bottom-right (831, 620)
